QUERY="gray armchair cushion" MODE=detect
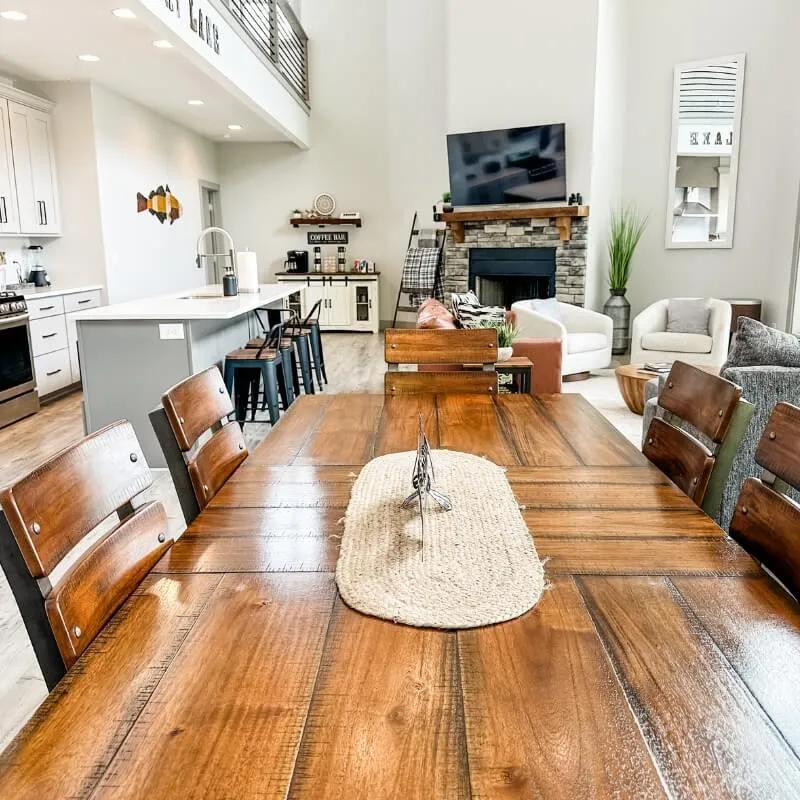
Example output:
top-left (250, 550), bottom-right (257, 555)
top-left (722, 318), bottom-right (800, 371)
top-left (666, 298), bottom-right (711, 334)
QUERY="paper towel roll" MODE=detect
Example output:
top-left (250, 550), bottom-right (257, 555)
top-left (237, 251), bottom-right (259, 293)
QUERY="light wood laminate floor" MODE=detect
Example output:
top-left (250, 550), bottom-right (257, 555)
top-left (0, 332), bottom-right (386, 749)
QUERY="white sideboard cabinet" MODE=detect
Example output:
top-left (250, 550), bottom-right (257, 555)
top-left (276, 273), bottom-right (380, 333)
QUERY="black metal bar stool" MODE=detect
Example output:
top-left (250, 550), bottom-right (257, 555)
top-left (249, 310), bottom-right (315, 396)
top-left (224, 322), bottom-right (291, 424)
top-left (298, 300), bottom-right (327, 390)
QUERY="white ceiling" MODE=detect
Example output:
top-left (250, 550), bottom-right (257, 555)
top-left (0, 0), bottom-right (289, 142)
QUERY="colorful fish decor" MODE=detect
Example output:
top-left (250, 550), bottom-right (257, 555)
top-left (136, 184), bottom-right (183, 225)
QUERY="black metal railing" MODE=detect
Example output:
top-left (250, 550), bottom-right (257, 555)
top-left (224, 0), bottom-right (309, 104)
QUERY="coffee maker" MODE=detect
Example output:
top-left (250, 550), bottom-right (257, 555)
top-left (284, 250), bottom-right (309, 273)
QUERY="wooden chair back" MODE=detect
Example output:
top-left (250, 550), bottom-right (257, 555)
top-left (643, 361), bottom-right (742, 504)
top-left (730, 402), bottom-right (800, 596)
top-left (0, 421), bottom-right (171, 688)
top-left (160, 366), bottom-right (248, 509)
top-left (384, 328), bottom-right (498, 394)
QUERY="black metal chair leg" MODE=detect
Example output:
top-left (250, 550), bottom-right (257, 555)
top-left (295, 334), bottom-right (315, 395)
top-left (260, 361), bottom-right (281, 424)
top-left (312, 325), bottom-right (328, 385)
top-left (280, 347), bottom-right (295, 406)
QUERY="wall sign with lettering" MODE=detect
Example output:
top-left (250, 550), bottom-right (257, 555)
top-left (163, 0), bottom-right (220, 55)
top-left (308, 232), bottom-right (349, 245)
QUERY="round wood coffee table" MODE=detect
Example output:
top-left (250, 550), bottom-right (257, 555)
top-left (615, 364), bottom-right (658, 415)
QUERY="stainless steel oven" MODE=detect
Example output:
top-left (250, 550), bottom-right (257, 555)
top-left (0, 292), bottom-right (39, 428)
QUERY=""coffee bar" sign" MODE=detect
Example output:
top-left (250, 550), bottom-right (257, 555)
top-left (163, 0), bottom-right (221, 55)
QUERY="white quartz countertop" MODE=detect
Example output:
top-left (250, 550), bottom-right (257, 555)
top-left (72, 284), bottom-right (295, 321)
top-left (22, 284), bottom-right (104, 300)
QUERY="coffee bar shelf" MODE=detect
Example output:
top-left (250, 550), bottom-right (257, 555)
top-left (441, 205), bottom-right (589, 243)
top-left (290, 216), bottom-right (362, 228)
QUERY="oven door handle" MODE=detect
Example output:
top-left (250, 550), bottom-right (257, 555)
top-left (0, 313), bottom-right (30, 330)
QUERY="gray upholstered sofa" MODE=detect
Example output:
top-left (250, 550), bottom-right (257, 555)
top-left (644, 365), bottom-right (800, 531)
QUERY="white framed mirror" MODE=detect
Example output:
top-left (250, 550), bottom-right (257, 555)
top-left (665, 54), bottom-right (746, 249)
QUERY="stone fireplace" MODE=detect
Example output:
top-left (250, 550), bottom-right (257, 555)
top-left (441, 207), bottom-right (588, 307)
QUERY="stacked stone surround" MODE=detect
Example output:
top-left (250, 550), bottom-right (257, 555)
top-left (444, 216), bottom-right (588, 306)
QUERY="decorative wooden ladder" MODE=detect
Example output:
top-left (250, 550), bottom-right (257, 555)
top-left (392, 211), bottom-right (448, 327)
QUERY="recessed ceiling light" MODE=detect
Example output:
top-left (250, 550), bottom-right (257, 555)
top-left (112, 8), bottom-right (136, 19)
top-left (188, 99), bottom-right (204, 106)
top-left (152, 39), bottom-right (173, 49)
top-left (0, 10), bottom-right (27, 21)
top-left (227, 124), bottom-right (242, 131)
top-left (78, 54), bottom-right (101, 62)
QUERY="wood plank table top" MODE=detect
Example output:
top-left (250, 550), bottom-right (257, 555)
top-left (2, 393), bottom-right (799, 799)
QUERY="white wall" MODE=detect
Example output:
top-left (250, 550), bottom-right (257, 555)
top-left (91, 84), bottom-right (219, 303)
top-left (585, 0), bottom-right (629, 311)
top-left (623, 0), bottom-right (800, 327)
top-left (218, 0), bottom-right (447, 324)
top-left (34, 81), bottom-right (107, 293)
top-left (446, 0), bottom-right (599, 201)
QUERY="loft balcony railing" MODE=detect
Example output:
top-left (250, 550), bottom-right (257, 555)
top-left (223, 0), bottom-right (309, 105)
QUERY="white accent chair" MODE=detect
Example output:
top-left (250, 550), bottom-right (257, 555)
top-left (511, 299), bottom-right (613, 378)
top-left (631, 298), bottom-right (731, 368)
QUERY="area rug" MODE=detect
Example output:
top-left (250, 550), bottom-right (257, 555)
top-left (336, 450), bottom-right (545, 628)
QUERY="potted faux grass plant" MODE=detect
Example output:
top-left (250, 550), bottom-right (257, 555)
top-left (603, 207), bottom-right (647, 355)
top-left (478, 319), bottom-right (518, 361)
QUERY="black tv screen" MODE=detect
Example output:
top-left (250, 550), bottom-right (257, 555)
top-left (447, 123), bottom-right (567, 206)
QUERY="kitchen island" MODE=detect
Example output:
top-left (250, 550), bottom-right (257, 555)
top-left (74, 284), bottom-right (296, 466)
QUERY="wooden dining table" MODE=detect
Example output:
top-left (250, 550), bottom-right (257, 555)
top-left (1, 393), bottom-right (799, 798)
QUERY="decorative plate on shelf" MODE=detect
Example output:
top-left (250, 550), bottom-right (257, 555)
top-left (313, 192), bottom-right (336, 217)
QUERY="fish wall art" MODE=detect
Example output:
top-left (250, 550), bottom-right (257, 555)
top-left (136, 185), bottom-right (183, 225)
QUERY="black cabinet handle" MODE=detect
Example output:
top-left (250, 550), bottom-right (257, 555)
top-left (42, 332), bottom-right (58, 339)
top-left (0, 196), bottom-right (6, 224)
top-left (46, 369), bottom-right (62, 376)
top-left (77, 299), bottom-right (92, 305)
top-left (39, 305), bottom-right (55, 311)
top-left (42, 201), bottom-right (47, 226)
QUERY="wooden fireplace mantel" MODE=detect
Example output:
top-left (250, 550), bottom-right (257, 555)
top-left (440, 205), bottom-right (589, 243)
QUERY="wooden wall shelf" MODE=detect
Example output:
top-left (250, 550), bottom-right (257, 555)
top-left (440, 205), bottom-right (589, 243)
top-left (290, 216), bottom-right (362, 228)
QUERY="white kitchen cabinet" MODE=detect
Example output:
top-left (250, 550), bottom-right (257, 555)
top-left (0, 101), bottom-right (19, 234)
top-left (24, 287), bottom-right (103, 397)
top-left (8, 100), bottom-right (60, 235)
top-left (277, 273), bottom-right (380, 333)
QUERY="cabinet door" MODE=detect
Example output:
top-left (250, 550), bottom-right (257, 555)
top-left (0, 101), bottom-right (19, 234)
top-left (350, 283), bottom-right (373, 330)
top-left (302, 283), bottom-right (326, 322)
top-left (9, 102), bottom-right (60, 235)
top-left (326, 283), bottom-right (353, 327)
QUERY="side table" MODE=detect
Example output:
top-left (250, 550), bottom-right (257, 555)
top-left (496, 356), bottom-right (533, 394)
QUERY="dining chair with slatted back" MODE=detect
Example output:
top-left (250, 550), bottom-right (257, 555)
top-left (152, 366), bottom-right (248, 523)
top-left (643, 361), bottom-right (743, 505)
top-left (0, 421), bottom-right (172, 690)
top-left (384, 328), bottom-right (498, 394)
top-left (729, 402), bottom-right (800, 596)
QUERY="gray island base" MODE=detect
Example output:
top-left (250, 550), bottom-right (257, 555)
top-left (75, 284), bottom-right (296, 466)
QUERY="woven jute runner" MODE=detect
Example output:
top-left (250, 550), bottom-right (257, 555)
top-left (336, 450), bottom-right (545, 629)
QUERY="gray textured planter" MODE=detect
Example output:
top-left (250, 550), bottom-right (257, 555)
top-left (604, 289), bottom-right (630, 355)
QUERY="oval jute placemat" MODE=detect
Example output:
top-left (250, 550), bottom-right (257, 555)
top-left (335, 449), bottom-right (545, 629)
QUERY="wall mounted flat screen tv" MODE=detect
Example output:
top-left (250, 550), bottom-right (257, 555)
top-left (447, 123), bottom-right (567, 206)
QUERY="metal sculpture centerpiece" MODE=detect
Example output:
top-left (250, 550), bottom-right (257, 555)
top-left (402, 415), bottom-right (453, 553)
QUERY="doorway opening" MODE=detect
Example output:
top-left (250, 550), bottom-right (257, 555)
top-left (200, 182), bottom-right (223, 285)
